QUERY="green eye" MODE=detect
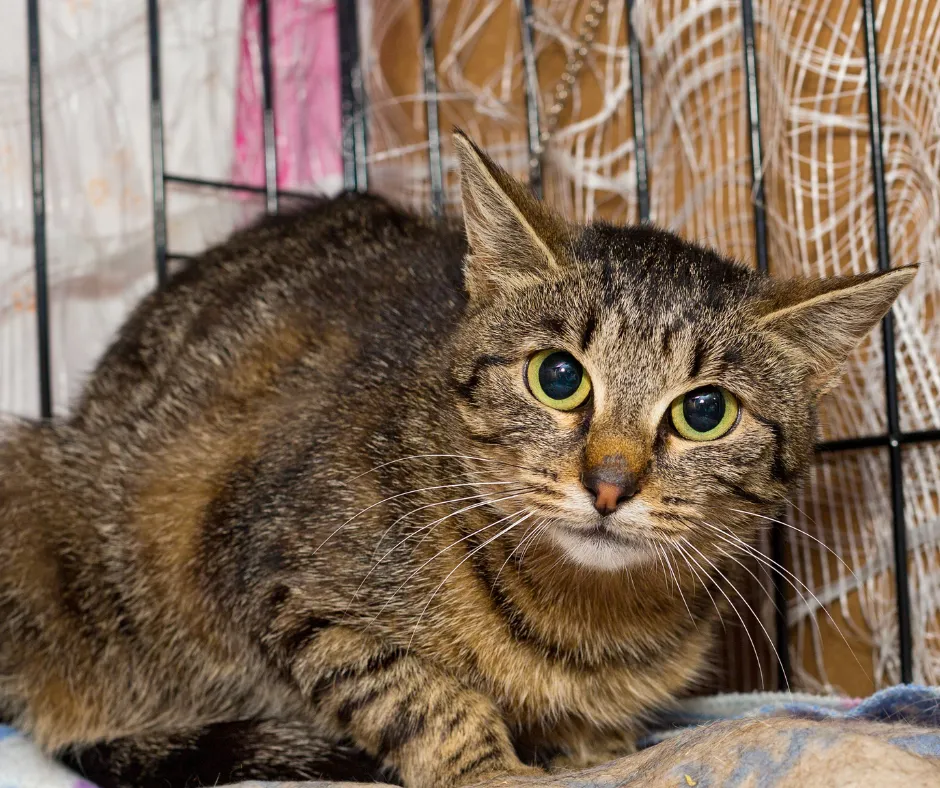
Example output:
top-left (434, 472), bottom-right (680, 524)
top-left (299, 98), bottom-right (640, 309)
top-left (670, 386), bottom-right (739, 441)
top-left (526, 350), bottom-right (592, 411)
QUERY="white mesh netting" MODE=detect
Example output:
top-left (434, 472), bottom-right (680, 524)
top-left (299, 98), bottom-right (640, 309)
top-left (1, 0), bottom-right (938, 693)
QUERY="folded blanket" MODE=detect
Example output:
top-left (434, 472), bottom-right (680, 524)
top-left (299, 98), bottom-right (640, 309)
top-left (640, 683), bottom-right (940, 747)
top-left (4, 685), bottom-right (939, 787)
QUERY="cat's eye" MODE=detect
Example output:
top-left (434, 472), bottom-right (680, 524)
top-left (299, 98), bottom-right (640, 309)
top-left (670, 386), bottom-right (739, 441)
top-left (526, 350), bottom-right (592, 411)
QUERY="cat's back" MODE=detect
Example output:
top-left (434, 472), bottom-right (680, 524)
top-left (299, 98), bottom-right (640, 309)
top-left (74, 192), bottom-right (468, 434)
top-left (0, 193), bottom-right (469, 736)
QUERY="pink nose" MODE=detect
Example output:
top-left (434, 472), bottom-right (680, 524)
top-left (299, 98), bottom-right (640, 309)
top-left (582, 469), bottom-right (640, 515)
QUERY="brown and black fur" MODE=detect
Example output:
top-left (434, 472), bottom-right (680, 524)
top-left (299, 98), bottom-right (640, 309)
top-left (0, 132), bottom-right (915, 787)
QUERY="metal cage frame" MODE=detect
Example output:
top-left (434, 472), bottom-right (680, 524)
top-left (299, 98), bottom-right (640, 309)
top-left (23, 0), bottom-right (940, 686)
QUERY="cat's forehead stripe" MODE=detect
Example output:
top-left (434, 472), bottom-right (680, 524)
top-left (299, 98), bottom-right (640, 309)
top-left (573, 223), bottom-right (760, 312)
top-left (688, 339), bottom-right (708, 380)
top-left (580, 313), bottom-right (597, 352)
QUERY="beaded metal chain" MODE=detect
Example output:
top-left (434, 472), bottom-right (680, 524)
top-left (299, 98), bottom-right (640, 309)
top-left (538, 0), bottom-right (609, 152)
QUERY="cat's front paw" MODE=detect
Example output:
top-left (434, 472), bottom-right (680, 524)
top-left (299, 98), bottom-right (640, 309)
top-left (548, 735), bottom-right (637, 771)
top-left (459, 764), bottom-right (546, 787)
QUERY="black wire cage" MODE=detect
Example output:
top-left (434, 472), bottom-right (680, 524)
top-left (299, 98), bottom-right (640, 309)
top-left (22, 0), bottom-right (940, 688)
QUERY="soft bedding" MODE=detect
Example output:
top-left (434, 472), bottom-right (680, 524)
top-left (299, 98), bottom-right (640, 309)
top-left (4, 686), bottom-right (938, 787)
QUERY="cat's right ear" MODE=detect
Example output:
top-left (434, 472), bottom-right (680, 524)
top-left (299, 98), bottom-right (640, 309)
top-left (757, 265), bottom-right (917, 396)
top-left (454, 130), bottom-right (569, 300)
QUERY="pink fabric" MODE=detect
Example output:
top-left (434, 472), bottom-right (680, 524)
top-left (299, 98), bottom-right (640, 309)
top-left (232, 0), bottom-right (342, 192)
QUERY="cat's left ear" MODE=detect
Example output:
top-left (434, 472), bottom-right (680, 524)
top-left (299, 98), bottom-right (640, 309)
top-left (454, 130), bottom-right (570, 300)
top-left (757, 265), bottom-right (917, 395)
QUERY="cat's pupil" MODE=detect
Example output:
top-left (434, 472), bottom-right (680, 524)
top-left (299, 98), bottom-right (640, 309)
top-left (683, 386), bottom-right (725, 432)
top-left (538, 352), bottom-right (583, 401)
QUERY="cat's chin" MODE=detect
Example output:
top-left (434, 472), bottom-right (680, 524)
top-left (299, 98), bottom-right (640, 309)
top-left (548, 523), bottom-right (655, 572)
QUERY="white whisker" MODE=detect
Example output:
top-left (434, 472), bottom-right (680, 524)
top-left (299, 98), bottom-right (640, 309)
top-left (710, 540), bottom-right (783, 626)
top-left (729, 507), bottom-right (860, 587)
top-left (519, 519), bottom-right (553, 564)
top-left (674, 538), bottom-right (765, 689)
top-left (494, 517), bottom-right (546, 583)
top-left (349, 454), bottom-right (541, 481)
top-left (681, 536), bottom-right (788, 691)
top-left (699, 520), bottom-right (820, 628)
top-left (311, 481), bottom-right (518, 555)
top-left (659, 543), bottom-right (697, 630)
top-left (653, 544), bottom-right (671, 590)
top-left (372, 488), bottom-right (530, 556)
top-left (406, 512), bottom-right (535, 654)
top-left (347, 490), bottom-right (534, 616)
top-left (366, 508), bottom-right (529, 627)
top-left (674, 540), bottom-right (726, 634)
top-left (697, 519), bottom-right (869, 683)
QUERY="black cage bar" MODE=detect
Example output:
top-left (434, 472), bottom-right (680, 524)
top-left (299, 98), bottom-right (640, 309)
top-left (337, 0), bottom-right (368, 192)
top-left (860, 0), bottom-right (913, 683)
top-left (258, 0), bottom-right (280, 215)
top-left (26, 0), bottom-right (51, 418)
top-left (23, 0), bottom-right (937, 689)
top-left (739, 0), bottom-right (791, 687)
top-left (519, 0), bottom-right (544, 199)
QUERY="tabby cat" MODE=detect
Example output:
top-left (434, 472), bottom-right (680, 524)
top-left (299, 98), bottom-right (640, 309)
top-left (0, 132), bottom-right (914, 787)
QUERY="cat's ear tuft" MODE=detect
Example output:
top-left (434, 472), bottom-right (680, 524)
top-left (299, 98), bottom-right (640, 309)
top-left (758, 265), bottom-right (917, 395)
top-left (453, 130), bottom-right (569, 300)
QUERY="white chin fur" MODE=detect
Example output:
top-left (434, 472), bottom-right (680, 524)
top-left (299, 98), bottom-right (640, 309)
top-left (549, 528), bottom-right (654, 572)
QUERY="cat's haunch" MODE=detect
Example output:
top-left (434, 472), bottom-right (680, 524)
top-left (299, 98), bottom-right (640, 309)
top-left (0, 132), bottom-right (915, 788)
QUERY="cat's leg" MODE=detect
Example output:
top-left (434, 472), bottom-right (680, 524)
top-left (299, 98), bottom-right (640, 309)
top-left (59, 718), bottom-right (387, 788)
top-left (547, 734), bottom-right (637, 771)
top-left (535, 717), bottom-right (638, 771)
top-left (282, 626), bottom-right (542, 788)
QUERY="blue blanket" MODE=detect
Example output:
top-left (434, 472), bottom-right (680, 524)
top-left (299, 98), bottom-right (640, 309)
top-left (2, 685), bottom-right (938, 787)
top-left (641, 683), bottom-right (940, 749)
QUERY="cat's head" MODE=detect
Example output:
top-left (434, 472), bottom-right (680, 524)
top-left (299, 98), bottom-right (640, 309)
top-left (448, 131), bottom-right (915, 571)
